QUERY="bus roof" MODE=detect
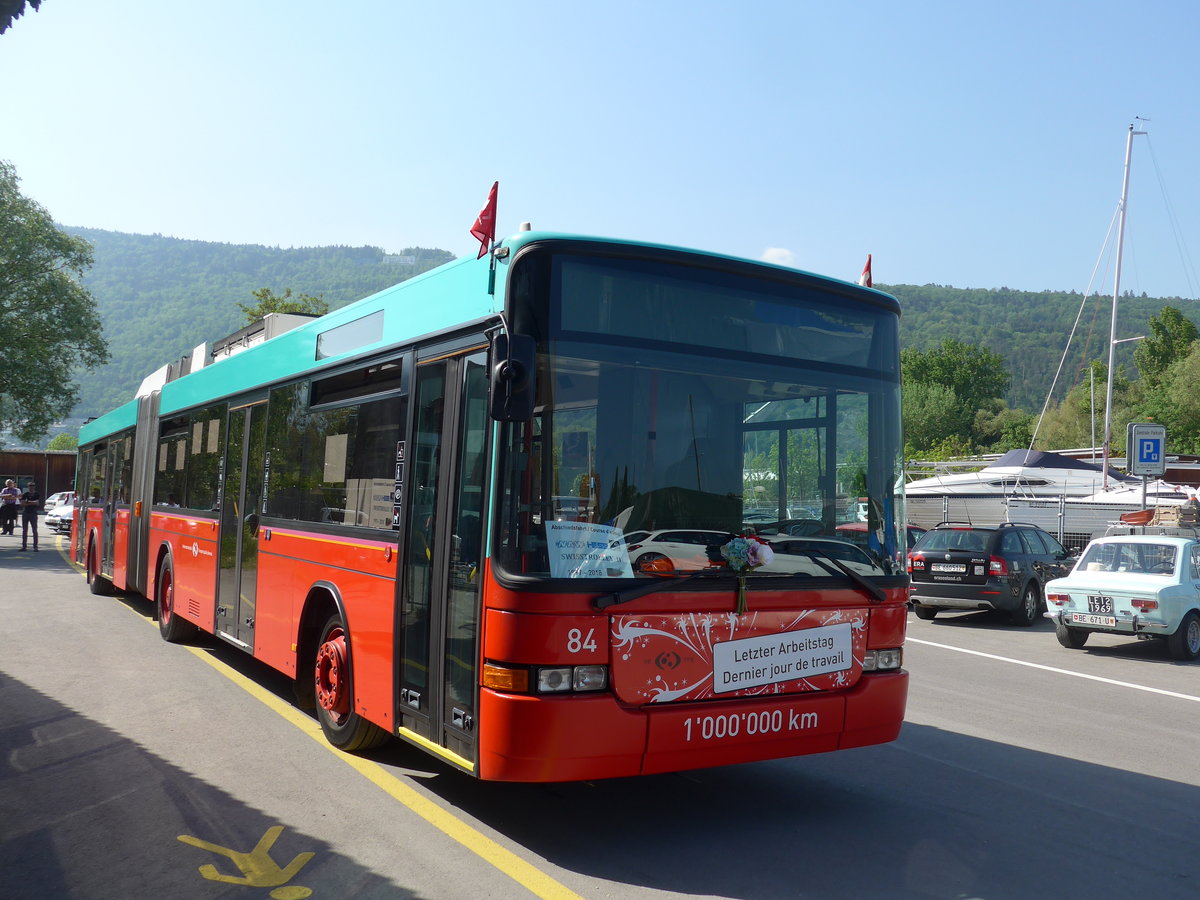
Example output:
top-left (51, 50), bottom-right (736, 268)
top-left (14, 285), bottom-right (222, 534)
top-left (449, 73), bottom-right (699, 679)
top-left (80, 231), bottom-right (898, 444)
top-left (501, 230), bottom-right (900, 311)
top-left (80, 398), bottom-right (138, 444)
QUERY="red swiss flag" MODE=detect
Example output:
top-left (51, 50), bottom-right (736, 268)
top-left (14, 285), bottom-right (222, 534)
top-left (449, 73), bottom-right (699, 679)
top-left (471, 182), bottom-right (498, 259)
top-left (858, 254), bottom-right (872, 288)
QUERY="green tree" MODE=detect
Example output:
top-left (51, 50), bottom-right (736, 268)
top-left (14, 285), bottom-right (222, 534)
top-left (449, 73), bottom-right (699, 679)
top-left (902, 381), bottom-right (972, 454)
top-left (0, 160), bottom-right (108, 442)
top-left (238, 287), bottom-right (329, 324)
top-left (974, 405), bottom-right (1034, 452)
top-left (901, 338), bottom-right (1011, 413)
top-left (1035, 360), bottom-right (1104, 450)
top-left (1139, 344), bottom-right (1200, 453)
top-left (46, 433), bottom-right (78, 451)
top-left (1133, 306), bottom-right (1198, 387)
top-left (0, 0), bottom-right (43, 34)
top-left (901, 339), bottom-right (1011, 453)
top-left (1036, 359), bottom-right (1137, 454)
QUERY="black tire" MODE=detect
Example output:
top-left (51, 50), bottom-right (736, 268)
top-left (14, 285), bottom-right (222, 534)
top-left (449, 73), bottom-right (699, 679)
top-left (913, 604), bottom-right (938, 620)
top-left (1011, 582), bottom-right (1041, 627)
top-left (86, 540), bottom-right (112, 595)
top-left (157, 555), bottom-right (199, 643)
top-left (1054, 616), bottom-right (1090, 649)
top-left (1166, 610), bottom-right (1200, 661)
top-left (313, 612), bottom-right (389, 751)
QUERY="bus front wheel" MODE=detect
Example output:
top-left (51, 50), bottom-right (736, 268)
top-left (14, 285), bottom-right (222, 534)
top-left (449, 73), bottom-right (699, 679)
top-left (157, 556), bottom-right (198, 643)
top-left (313, 612), bottom-right (388, 752)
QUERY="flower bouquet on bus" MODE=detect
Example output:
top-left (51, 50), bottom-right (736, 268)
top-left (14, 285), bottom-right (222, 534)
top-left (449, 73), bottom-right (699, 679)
top-left (720, 534), bottom-right (775, 615)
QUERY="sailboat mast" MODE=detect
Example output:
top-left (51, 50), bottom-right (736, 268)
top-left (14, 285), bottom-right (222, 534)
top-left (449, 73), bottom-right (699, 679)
top-left (1102, 123), bottom-right (1143, 489)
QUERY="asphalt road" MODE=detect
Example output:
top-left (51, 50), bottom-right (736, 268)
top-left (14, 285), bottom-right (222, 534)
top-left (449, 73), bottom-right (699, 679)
top-left (2, 533), bottom-right (1197, 899)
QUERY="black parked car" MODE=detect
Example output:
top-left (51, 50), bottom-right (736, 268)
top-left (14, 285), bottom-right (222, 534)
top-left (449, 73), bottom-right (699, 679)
top-left (907, 522), bottom-right (1075, 626)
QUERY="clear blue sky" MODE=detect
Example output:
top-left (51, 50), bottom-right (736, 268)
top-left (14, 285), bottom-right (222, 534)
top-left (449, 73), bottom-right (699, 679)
top-left (3, 0), bottom-right (1198, 298)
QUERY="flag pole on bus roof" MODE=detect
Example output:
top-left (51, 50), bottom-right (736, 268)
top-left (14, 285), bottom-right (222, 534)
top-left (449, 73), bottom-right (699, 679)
top-left (858, 253), bottom-right (872, 288)
top-left (470, 181), bottom-right (499, 294)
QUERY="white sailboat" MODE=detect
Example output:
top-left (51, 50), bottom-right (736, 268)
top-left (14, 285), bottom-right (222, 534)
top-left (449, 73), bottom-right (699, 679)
top-left (1006, 122), bottom-right (1191, 547)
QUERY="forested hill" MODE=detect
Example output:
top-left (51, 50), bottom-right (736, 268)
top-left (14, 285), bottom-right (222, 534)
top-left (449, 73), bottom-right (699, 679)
top-left (63, 227), bottom-right (1195, 421)
top-left (67, 227), bottom-right (454, 418)
top-left (886, 282), bottom-right (1198, 413)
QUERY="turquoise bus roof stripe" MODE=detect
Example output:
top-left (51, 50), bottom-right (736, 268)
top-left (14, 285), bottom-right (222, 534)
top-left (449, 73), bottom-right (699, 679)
top-left (79, 398), bottom-right (138, 444)
top-left (159, 250), bottom-right (500, 416)
top-left (499, 230), bottom-right (898, 303)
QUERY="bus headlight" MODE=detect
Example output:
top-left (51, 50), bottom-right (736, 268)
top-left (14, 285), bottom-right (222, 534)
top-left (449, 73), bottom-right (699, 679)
top-left (537, 667), bottom-right (573, 693)
top-left (535, 665), bottom-right (609, 693)
top-left (862, 648), bottom-right (902, 671)
top-left (571, 665), bottom-right (607, 691)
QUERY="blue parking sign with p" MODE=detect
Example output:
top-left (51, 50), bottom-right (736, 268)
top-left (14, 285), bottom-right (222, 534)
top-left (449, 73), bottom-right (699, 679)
top-left (1127, 423), bottom-right (1167, 476)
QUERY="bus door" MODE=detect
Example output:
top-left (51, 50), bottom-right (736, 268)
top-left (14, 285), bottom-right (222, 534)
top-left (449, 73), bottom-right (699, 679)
top-left (216, 401), bottom-right (267, 648)
top-left (398, 349), bottom-right (489, 765)
top-left (87, 444), bottom-right (118, 580)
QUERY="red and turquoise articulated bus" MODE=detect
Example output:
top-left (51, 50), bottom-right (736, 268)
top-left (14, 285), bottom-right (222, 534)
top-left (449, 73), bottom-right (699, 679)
top-left (74, 231), bottom-right (908, 782)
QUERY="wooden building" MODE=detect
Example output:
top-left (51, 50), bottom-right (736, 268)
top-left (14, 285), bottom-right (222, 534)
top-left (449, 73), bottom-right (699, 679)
top-left (0, 450), bottom-right (77, 496)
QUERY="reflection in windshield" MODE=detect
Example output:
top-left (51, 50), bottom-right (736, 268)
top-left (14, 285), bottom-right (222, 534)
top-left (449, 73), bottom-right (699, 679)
top-left (495, 250), bottom-right (903, 582)
top-left (497, 342), bottom-right (904, 580)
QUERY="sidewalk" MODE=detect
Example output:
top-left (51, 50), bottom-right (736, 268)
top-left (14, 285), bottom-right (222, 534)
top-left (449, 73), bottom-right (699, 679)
top-left (0, 530), bottom-right (411, 899)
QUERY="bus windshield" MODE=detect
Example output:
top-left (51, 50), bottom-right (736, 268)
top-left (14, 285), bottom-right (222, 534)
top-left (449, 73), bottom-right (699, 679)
top-left (496, 249), bottom-right (905, 581)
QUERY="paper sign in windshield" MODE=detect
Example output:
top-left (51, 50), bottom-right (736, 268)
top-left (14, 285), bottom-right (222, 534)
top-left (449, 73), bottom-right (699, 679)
top-left (712, 623), bottom-right (852, 693)
top-left (545, 521), bottom-right (634, 579)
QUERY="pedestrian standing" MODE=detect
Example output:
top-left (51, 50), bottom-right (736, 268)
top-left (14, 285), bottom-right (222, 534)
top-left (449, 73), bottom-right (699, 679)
top-left (20, 480), bottom-right (42, 551)
top-left (0, 479), bottom-right (19, 535)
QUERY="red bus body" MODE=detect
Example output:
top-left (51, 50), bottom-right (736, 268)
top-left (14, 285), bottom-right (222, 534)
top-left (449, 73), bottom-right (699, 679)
top-left (74, 233), bottom-right (909, 781)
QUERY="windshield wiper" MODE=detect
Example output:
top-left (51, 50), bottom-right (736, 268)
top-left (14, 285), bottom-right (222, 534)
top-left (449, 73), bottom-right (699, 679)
top-left (593, 568), bottom-right (729, 609)
top-left (594, 568), bottom-right (805, 610)
top-left (593, 550), bottom-right (888, 610)
top-left (792, 548), bottom-right (888, 604)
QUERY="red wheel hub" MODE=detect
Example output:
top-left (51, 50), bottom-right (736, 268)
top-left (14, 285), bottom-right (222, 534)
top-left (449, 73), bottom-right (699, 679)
top-left (160, 572), bottom-right (173, 623)
top-left (315, 627), bottom-right (351, 719)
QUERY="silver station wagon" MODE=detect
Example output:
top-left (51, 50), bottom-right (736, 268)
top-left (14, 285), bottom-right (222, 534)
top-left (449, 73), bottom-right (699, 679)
top-left (1044, 534), bottom-right (1200, 661)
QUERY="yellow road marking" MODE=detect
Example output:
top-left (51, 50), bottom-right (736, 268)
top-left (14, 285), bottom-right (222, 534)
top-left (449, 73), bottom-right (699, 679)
top-left (54, 533), bottom-right (74, 566)
top-left (183, 646), bottom-right (585, 900)
top-left (69, 540), bottom-right (585, 900)
top-left (178, 825), bottom-right (314, 895)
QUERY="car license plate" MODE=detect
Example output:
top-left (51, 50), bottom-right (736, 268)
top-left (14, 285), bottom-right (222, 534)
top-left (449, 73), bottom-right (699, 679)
top-left (931, 563), bottom-right (966, 573)
top-left (1087, 595), bottom-right (1114, 614)
top-left (1071, 612), bottom-right (1116, 627)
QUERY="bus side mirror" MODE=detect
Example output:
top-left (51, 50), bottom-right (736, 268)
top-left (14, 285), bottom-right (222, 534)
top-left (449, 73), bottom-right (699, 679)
top-left (490, 333), bottom-right (536, 421)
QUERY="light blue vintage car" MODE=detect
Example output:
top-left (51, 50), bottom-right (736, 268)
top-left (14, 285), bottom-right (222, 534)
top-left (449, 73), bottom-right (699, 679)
top-left (1045, 534), bottom-right (1200, 661)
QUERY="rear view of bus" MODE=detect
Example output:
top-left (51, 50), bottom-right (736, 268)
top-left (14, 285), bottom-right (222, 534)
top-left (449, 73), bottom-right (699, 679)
top-left (477, 238), bottom-right (908, 779)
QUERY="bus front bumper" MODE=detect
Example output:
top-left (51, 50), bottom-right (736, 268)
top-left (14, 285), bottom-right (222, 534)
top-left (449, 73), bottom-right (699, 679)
top-left (475, 670), bottom-right (908, 782)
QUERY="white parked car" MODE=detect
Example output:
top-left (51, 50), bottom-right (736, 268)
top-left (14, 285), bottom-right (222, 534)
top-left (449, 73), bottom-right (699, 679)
top-left (1044, 534), bottom-right (1200, 660)
top-left (762, 535), bottom-right (885, 575)
top-left (44, 501), bottom-right (76, 534)
top-left (44, 490), bottom-right (75, 509)
top-left (625, 529), bottom-right (730, 573)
